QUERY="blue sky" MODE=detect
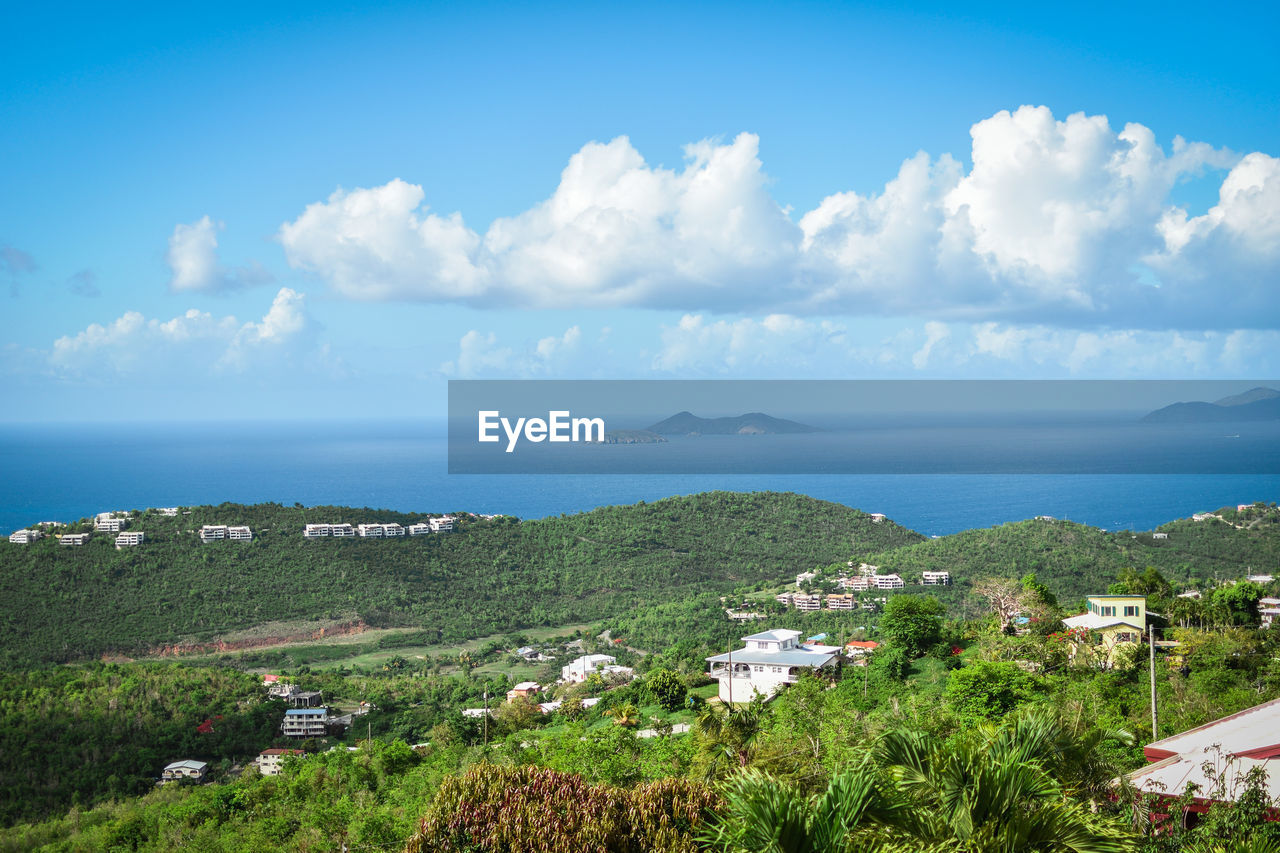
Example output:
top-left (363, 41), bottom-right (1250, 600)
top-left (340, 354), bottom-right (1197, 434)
top-left (2, 1), bottom-right (1277, 420)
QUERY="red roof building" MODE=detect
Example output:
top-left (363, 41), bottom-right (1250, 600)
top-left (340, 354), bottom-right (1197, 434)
top-left (1129, 697), bottom-right (1280, 821)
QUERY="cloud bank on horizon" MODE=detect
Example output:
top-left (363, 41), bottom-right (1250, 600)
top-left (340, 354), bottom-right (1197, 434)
top-left (279, 105), bottom-right (1277, 330)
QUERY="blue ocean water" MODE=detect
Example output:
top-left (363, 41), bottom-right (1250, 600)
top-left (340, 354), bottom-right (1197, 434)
top-left (0, 420), bottom-right (1276, 537)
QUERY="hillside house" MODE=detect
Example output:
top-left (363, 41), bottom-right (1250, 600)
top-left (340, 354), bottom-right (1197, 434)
top-left (429, 516), bottom-right (454, 532)
top-left (59, 533), bottom-right (91, 546)
top-left (227, 526), bottom-right (252, 541)
top-left (506, 681), bottom-right (540, 701)
top-left (1247, 574), bottom-right (1276, 584)
top-left (705, 629), bottom-right (841, 703)
top-left (793, 593), bottom-right (822, 611)
top-left (199, 525), bottom-right (227, 542)
top-left (382, 523), bottom-right (405, 537)
top-left (303, 524), bottom-right (331, 538)
top-left (254, 748), bottom-right (305, 776)
top-left (95, 517), bottom-right (128, 533)
top-left (1129, 697), bottom-right (1280, 821)
top-left (407, 522), bottom-right (431, 535)
top-left (844, 640), bottom-right (879, 659)
top-left (1261, 598), bottom-right (1280, 629)
top-left (9, 529), bottom-right (42, 544)
top-left (869, 513), bottom-right (886, 523)
top-left (921, 571), bottom-right (951, 585)
top-left (357, 523), bottom-right (385, 538)
top-left (1152, 532), bottom-right (1169, 540)
top-left (115, 531), bottom-right (145, 548)
top-left (281, 707), bottom-right (329, 738)
top-left (873, 574), bottom-right (905, 590)
top-left (331, 523), bottom-right (355, 537)
top-left (161, 760), bottom-right (208, 783)
top-left (291, 691), bottom-right (323, 708)
top-left (795, 571), bottom-right (817, 587)
top-left (827, 593), bottom-right (856, 611)
top-left (1061, 595), bottom-right (1148, 666)
top-left (561, 654), bottom-right (634, 683)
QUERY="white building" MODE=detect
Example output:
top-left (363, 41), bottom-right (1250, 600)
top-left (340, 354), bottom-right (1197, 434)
top-left (9, 529), bottom-right (42, 544)
top-left (1261, 598), bottom-right (1280, 629)
top-left (429, 516), bottom-right (455, 533)
top-left (705, 629), bottom-right (841, 703)
top-left (157, 507), bottom-right (179, 517)
top-left (383, 523), bottom-right (405, 537)
top-left (228, 526), bottom-right (252, 541)
top-left (842, 576), bottom-right (871, 592)
top-left (304, 524), bottom-right (331, 538)
top-left (199, 525), bottom-right (228, 542)
top-left (868, 513), bottom-right (886, 523)
top-left (826, 593), bottom-right (856, 611)
top-left (921, 571), bottom-right (951, 586)
top-left (357, 523), bottom-right (385, 538)
top-left (59, 533), bottom-right (91, 546)
top-left (561, 653), bottom-right (618, 683)
top-left (408, 522), bottom-right (431, 536)
top-left (254, 748), bottom-right (305, 776)
top-left (795, 571), bottom-right (817, 587)
top-left (331, 523), bottom-right (355, 537)
top-left (1246, 574), bottom-right (1275, 584)
top-left (873, 574), bottom-right (905, 590)
top-left (115, 531), bottom-right (145, 547)
top-left (281, 707), bottom-right (329, 738)
top-left (793, 593), bottom-right (822, 612)
top-left (461, 707), bottom-right (491, 718)
top-left (1152, 532), bottom-right (1169, 540)
top-left (160, 759), bottom-right (208, 783)
top-left (95, 517), bottom-right (128, 533)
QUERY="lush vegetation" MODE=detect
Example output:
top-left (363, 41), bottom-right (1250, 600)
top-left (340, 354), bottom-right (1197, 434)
top-left (2, 494), bottom-right (1280, 850)
top-left (0, 492), bottom-right (923, 664)
top-left (863, 506), bottom-right (1280, 603)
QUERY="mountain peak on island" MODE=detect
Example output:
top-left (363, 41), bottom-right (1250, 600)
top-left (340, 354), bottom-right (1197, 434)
top-left (1214, 386), bottom-right (1280, 407)
top-left (645, 411), bottom-right (820, 435)
top-left (1141, 387), bottom-right (1280, 423)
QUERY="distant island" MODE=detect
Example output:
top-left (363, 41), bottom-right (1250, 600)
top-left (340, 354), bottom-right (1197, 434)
top-left (1141, 386), bottom-right (1280, 423)
top-left (644, 411), bottom-right (820, 436)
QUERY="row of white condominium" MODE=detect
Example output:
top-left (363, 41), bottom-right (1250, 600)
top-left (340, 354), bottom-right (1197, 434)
top-left (7, 529), bottom-right (145, 548)
top-left (199, 525), bottom-right (253, 542)
top-left (303, 518), bottom-right (454, 538)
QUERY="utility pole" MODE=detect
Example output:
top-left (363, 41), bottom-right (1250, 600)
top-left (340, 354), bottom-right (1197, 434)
top-left (1148, 626), bottom-right (1159, 738)
top-left (727, 642), bottom-right (733, 706)
top-left (483, 691), bottom-right (489, 746)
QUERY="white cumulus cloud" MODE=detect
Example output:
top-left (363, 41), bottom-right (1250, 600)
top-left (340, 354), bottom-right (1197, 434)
top-left (278, 108), bottom-right (1278, 329)
top-left (167, 216), bottom-right (272, 293)
top-left (50, 287), bottom-right (311, 375)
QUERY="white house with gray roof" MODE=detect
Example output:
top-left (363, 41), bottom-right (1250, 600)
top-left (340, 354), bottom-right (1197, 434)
top-left (705, 629), bottom-right (841, 703)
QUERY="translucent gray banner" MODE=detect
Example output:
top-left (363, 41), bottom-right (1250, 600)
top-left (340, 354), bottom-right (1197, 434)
top-left (448, 380), bottom-right (1280, 474)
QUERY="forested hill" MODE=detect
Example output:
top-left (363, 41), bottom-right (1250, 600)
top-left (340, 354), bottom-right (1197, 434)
top-left (0, 492), bottom-right (924, 665)
top-left (863, 504), bottom-right (1280, 602)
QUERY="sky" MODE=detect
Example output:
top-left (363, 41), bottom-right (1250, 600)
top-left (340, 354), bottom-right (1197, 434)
top-left (2, 0), bottom-right (1278, 421)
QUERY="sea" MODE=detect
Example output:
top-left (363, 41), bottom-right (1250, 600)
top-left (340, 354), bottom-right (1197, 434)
top-left (1, 419), bottom-right (1277, 538)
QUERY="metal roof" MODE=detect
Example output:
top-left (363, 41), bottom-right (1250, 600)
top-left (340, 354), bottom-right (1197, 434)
top-left (1145, 696), bottom-right (1280, 759)
top-left (706, 648), bottom-right (838, 667)
top-left (741, 629), bottom-right (803, 642)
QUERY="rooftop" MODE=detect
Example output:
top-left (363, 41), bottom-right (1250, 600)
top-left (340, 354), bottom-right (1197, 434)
top-left (742, 629), bottom-right (803, 643)
top-left (1145, 696), bottom-right (1280, 761)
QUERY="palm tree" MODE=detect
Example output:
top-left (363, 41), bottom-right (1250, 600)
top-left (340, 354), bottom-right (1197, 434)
top-left (695, 697), bottom-right (770, 779)
top-left (605, 702), bottom-right (640, 727)
top-left (877, 725), bottom-right (1132, 852)
top-left (703, 762), bottom-right (895, 853)
top-left (705, 714), bottom-right (1136, 853)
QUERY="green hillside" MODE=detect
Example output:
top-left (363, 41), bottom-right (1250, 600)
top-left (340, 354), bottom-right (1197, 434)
top-left (864, 505), bottom-right (1280, 602)
top-left (0, 492), bottom-right (924, 665)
